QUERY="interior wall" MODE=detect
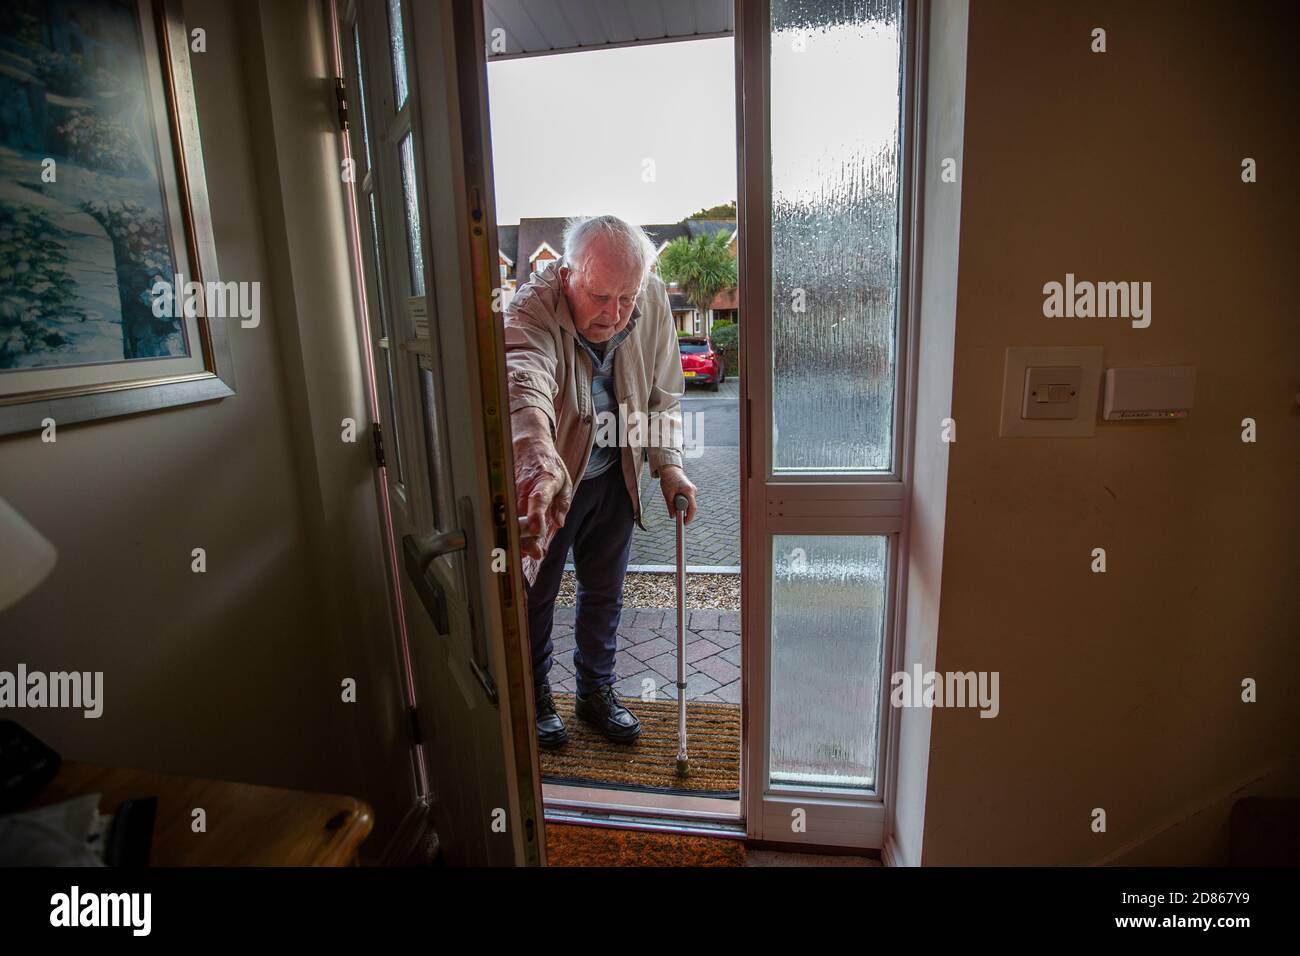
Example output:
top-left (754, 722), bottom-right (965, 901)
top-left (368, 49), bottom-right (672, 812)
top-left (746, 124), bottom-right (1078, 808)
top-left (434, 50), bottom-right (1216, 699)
top-left (0, 0), bottom-right (368, 804)
top-left (920, 0), bottom-right (1300, 865)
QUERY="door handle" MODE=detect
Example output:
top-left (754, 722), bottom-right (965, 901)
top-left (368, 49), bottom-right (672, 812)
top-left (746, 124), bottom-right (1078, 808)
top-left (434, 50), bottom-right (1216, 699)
top-left (517, 515), bottom-right (538, 546)
top-left (399, 504), bottom-right (499, 706)
top-left (408, 528), bottom-right (467, 569)
top-left (401, 529), bottom-right (465, 636)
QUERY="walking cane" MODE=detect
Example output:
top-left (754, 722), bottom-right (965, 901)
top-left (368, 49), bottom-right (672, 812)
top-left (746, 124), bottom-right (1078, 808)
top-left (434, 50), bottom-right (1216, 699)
top-left (673, 492), bottom-right (690, 777)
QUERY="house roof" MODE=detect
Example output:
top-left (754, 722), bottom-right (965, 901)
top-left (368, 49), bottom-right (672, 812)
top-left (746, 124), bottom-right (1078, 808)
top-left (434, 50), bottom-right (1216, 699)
top-left (516, 217), bottom-right (571, 275)
top-left (643, 222), bottom-right (691, 251)
top-left (685, 218), bottom-right (736, 241)
top-left (497, 224), bottom-right (518, 267)
top-left (497, 215), bottom-right (739, 283)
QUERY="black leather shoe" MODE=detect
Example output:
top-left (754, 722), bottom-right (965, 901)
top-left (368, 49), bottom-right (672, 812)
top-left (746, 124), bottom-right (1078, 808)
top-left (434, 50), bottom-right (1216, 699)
top-left (535, 682), bottom-right (567, 748)
top-left (574, 684), bottom-right (641, 742)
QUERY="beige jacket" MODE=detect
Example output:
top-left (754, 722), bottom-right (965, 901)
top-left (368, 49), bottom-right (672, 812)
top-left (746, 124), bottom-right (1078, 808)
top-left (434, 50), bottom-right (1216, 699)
top-left (504, 263), bottom-right (685, 541)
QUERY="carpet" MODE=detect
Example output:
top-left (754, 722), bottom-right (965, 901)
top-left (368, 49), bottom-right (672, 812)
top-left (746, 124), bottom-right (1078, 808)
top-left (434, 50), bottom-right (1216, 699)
top-left (545, 823), bottom-right (745, 866)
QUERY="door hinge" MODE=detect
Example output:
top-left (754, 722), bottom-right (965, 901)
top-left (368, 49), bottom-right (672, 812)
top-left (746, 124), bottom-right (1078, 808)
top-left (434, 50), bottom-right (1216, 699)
top-left (408, 704), bottom-right (424, 746)
top-left (334, 75), bottom-right (349, 131)
top-left (372, 421), bottom-right (386, 469)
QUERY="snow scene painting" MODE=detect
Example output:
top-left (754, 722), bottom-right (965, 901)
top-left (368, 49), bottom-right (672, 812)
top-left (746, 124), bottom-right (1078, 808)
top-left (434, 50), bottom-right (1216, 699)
top-left (0, 0), bottom-right (189, 373)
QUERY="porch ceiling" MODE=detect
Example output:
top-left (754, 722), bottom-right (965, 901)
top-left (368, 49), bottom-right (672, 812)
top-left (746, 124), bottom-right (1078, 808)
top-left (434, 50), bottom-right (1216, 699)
top-left (483, 0), bottom-right (733, 60)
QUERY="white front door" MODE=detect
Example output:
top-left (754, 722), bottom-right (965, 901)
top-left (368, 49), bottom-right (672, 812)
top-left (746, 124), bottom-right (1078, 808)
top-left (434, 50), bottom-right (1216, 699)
top-left (338, 0), bottom-right (542, 866)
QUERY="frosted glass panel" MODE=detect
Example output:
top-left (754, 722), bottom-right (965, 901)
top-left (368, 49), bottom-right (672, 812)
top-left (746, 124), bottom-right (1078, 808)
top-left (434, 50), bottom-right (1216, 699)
top-left (770, 0), bottom-right (903, 472)
top-left (399, 132), bottom-right (425, 296)
top-left (770, 535), bottom-right (886, 789)
top-left (387, 0), bottom-right (409, 111)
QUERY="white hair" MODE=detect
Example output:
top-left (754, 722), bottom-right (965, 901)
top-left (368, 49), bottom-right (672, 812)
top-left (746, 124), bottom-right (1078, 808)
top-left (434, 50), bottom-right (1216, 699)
top-left (561, 215), bottom-right (657, 280)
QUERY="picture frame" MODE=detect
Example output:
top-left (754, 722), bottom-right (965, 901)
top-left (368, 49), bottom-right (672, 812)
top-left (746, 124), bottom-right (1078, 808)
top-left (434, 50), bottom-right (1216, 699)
top-left (0, 0), bottom-right (234, 436)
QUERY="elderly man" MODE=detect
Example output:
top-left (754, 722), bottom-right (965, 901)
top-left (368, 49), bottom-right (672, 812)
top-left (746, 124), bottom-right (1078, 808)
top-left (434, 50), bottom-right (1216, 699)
top-left (505, 215), bottom-right (697, 747)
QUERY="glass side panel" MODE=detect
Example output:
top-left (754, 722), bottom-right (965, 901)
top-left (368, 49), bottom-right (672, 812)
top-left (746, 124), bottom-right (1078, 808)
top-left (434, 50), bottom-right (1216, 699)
top-left (770, 0), bottom-right (903, 472)
top-left (770, 535), bottom-right (887, 789)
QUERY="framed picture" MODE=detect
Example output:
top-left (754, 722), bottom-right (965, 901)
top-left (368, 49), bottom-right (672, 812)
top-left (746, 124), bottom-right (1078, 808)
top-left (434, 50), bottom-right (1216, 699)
top-left (0, 0), bottom-right (234, 436)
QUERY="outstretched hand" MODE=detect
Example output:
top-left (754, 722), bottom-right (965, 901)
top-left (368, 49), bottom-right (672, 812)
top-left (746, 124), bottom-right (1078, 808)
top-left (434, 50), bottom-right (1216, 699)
top-left (513, 420), bottom-right (572, 561)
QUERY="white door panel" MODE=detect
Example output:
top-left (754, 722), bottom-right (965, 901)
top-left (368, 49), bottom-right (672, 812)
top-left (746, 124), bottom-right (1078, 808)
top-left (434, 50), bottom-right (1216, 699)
top-left (338, 0), bottom-right (542, 865)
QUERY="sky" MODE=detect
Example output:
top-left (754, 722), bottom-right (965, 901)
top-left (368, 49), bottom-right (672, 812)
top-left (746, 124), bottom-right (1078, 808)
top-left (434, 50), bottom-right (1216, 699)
top-left (486, 37), bottom-right (737, 225)
top-left (484, 22), bottom-right (901, 226)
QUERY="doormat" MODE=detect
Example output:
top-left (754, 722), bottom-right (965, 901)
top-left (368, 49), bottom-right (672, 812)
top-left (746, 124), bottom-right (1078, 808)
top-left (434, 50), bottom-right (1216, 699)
top-left (540, 693), bottom-right (740, 794)
top-left (544, 822), bottom-right (745, 867)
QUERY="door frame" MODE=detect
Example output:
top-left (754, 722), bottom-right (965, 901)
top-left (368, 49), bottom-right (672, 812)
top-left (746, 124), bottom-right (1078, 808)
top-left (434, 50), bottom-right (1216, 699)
top-left (337, 0), bottom-right (930, 857)
top-left (430, 0), bottom-right (546, 865)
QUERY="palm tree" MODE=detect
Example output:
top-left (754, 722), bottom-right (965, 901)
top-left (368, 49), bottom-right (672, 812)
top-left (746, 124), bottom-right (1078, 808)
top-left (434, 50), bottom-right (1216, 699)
top-left (657, 232), bottom-right (737, 333)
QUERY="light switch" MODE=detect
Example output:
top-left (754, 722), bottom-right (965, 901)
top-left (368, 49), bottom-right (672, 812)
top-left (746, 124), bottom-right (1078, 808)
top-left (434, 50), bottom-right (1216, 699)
top-left (999, 346), bottom-right (1103, 438)
top-left (1022, 366), bottom-right (1083, 420)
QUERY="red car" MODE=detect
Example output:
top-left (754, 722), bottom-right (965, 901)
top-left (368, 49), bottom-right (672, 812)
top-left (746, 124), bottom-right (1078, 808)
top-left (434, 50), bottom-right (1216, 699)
top-left (678, 335), bottom-right (727, 391)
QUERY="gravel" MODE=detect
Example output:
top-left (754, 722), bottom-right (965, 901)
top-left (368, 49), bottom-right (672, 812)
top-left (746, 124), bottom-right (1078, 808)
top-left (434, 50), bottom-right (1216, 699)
top-left (557, 571), bottom-right (740, 611)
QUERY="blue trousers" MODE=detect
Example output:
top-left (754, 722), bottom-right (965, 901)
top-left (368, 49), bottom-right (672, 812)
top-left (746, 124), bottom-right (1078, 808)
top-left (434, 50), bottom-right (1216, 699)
top-left (525, 462), bottom-right (635, 696)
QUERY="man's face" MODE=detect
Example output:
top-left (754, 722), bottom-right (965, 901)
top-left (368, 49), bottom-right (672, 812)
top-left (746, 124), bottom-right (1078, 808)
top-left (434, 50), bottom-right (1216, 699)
top-left (560, 248), bottom-right (643, 343)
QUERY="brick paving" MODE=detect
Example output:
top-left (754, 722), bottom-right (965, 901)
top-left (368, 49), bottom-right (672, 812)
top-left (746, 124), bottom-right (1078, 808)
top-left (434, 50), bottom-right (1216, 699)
top-left (691, 376), bottom-right (740, 400)
top-left (546, 607), bottom-right (741, 703)
top-left (631, 440), bottom-right (740, 568)
top-left (639, 379), bottom-right (739, 568)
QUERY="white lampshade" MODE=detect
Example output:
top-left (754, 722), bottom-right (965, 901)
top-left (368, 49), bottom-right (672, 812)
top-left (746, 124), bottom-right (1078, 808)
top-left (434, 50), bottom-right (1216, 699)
top-left (0, 495), bottom-right (57, 611)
